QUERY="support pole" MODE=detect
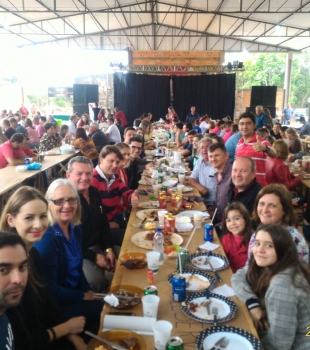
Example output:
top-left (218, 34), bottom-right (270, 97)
top-left (284, 51), bottom-right (293, 106)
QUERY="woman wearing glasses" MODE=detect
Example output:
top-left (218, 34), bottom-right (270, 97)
top-left (34, 179), bottom-right (103, 337)
top-left (0, 186), bottom-right (87, 349)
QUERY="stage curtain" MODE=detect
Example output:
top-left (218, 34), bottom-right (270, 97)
top-left (114, 73), bottom-right (171, 124)
top-left (172, 74), bottom-right (236, 121)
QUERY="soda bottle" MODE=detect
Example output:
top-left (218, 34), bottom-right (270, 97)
top-left (153, 228), bottom-right (164, 265)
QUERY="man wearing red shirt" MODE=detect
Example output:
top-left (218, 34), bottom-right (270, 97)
top-left (235, 111), bottom-right (276, 187)
top-left (0, 134), bottom-right (28, 169)
top-left (114, 107), bottom-right (128, 127)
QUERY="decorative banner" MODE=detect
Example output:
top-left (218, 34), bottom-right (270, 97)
top-left (48, 87), bottom-right (73, 98)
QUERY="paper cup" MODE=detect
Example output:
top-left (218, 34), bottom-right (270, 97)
top-left (152, 320), bottom-right (173, 350)
top-left (142, 294), bottom-right (160, 318)
top-left (146, 251), bottom-right (160, 274)
top-left (178, 173), bottom-right (185, 184)
top-left (152, 184), bottom-right (161, 198)
top-left (177, 184), bottom-right (185, 194)
top-left (158, 210), bottom-right (168, 227)
top-left (194, 213), bottom-right (203, 228)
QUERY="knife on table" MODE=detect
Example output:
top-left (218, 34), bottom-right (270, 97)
top-left (85, 331), bottom-right (128, 350)
top-left (139, 217), bottom-right (147, 229)
top-left (205, 257), bottom-right (222, 283)
top-left (205, 288), bottom-right (211, 315)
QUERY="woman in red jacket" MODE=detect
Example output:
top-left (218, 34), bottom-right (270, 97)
top-left (265, 139), bottom-right (304, 190)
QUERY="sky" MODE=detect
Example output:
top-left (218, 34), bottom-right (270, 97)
top-left (0, 48), bottom-right (129, 95)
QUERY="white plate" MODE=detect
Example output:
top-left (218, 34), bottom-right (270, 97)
top-left (136, 209), bottom-right (161, 221)
top-left (167, 271), bottom-right (216, 292)
top-left (131, 231), bottom-right (183, 250)
top-left (162, 179), bottom-right (178, 187)
top-left (192, 256), bottom-right (225, 270)
top-left (138, 201), bottom-right (159, 209)
top-left (176, 210), bottom-right (210, 219)
top-left (138, 179), bottom-right (153, 185)
top-left (202, 332), bottom-right (255, 350)
top-left (188, 297), bottom-right (231, 320)
top-left (171, 186), bottom-right (193, 193)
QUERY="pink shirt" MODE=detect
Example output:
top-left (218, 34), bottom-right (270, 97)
top-left (0, 141), bottom-right (25, 169)
top-left (223, 131), bottom-right (233, 143)
top-left (26, 127), bottom-right (40, 143)
top-left (35, 124), bottom-right (44, 138)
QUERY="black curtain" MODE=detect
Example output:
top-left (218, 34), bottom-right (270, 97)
top-left (114, 73), bottom-right (170, 125)
top-left (172, 74), bottom-right (236, 121)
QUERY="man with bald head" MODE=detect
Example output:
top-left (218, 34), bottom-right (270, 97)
top-left (228, 156), bottom-right (262, 215)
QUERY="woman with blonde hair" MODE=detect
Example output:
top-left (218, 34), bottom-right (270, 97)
top-left (1, 186), bottom-right (87, 350)
top-left (286, 127), bottom-right (302, 154)
top-left (34, 179), bottom-right (103, 337)
top-left (265, 139), bottom-right (304, 190)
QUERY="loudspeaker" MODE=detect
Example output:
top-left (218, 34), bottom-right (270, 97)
top-left (73, 105), bottom-right (89, 116)
top-left (73, 84), bottom-right (99, 105)
top-left (250, 86), bottom-right (277, 107)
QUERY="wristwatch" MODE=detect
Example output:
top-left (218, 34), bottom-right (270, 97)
top-left (263, 145), bottom-right (270, 153)
top-left (105, 248), bottom-right (113, 254)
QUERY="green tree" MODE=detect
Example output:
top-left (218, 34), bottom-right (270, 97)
top-left (239, 50), bottom-right (310, 107)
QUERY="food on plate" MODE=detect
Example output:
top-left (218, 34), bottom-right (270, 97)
top-left (144, 210), bottom-right (159, 220)
top-left (192, 257), bottom-right (204, 266)
top-left (182, 275), bottom-right (210, 290)
top-left (145, 229), bottom-right (173, 245)
top-left (188, 300), bottom-right (225, 319)
top-left (111, 291), bottom-right (141, 308)
top-left (95, 345), bottom-right (108, 350)
top-left (144, 222), bottom-right (157, 230)
top-left (164, 245), bottom-right (179, 257)
top-left (119, 337), bottom-right (139, 350)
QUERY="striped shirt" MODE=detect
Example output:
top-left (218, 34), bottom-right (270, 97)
top-left (91, 166), bottom-right (133, 221)
top-left (236, 132), bottom-right (271, 187)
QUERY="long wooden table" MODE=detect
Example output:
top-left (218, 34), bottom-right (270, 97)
top-left (0, 148), bottom-right (80, 209)
top-left (100, 184), bottom-right (259, 349)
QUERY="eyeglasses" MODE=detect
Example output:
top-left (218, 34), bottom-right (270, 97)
top-left (50, 198), bottom-right (78, 206)
top-left (130, 145), bottom-right (142, 151)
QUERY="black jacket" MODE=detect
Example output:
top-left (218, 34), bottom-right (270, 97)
top-left (228, 178), bottom-right (262, 216)
top-left (79, 186), bottom-right (113, 262)
top-left (127, 157), bottom-right (149, 190)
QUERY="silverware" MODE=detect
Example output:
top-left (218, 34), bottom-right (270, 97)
top-left (210, 336), bottom-right (225, 350)
top-left (139, 217), bottom-right (147, 229)
top-left (204, 257), bottom-right (222, 283)
top-left (85, 331), bottom-right (127, 350)
top-left (186, 271), bottom-right (195, 288)
top-left (205, 288), bottom-right (211, 315)
top-left (212, 306), bottom-right (218, 327)
top-left (210, 336), bottom-right (229, 350)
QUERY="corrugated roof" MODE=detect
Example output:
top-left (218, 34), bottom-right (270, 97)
top-left (0, 0), bottom-right (309, 51)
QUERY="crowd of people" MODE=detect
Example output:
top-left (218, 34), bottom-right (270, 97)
top-left (0, 103), bottom-right (310, 350)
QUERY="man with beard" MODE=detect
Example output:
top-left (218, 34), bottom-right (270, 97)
top-left (0, 233), bottom-right (28, 349)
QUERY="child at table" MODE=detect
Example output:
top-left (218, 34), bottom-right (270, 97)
top-left (231, 224), bottom-right (310, 350)
top-left (221, 202), bottom-right (253, 272)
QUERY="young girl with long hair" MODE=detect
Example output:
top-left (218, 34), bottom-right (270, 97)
top-left (221, 202), bottom-right (253, 272)
top-left (232, 224), bottom-right (310, 349)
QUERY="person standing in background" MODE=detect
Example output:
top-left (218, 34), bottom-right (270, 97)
top-left (114, 107), bottom-right (128, 127)
top-left (88, 103), bottom-right (100, 122)
top-left (282, 103), bottom-right (294, 125)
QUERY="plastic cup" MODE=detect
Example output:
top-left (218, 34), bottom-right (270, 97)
top-left (142, 294), bottom-right (160, 318)
top-left (177, 184), bottom-right (185, 194)
top-left (152, 320), bottom-right (173, 350)
top-left (178, 173), bottom-right (185, 184)
top-left (152, 184), bottom-right (161, 199)
top-left (146, 251), bottom-right (160, 275)
top-left (194, 213), bottom-right (203, 228)
top-left (158, 210), bottom-right (168, 227)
